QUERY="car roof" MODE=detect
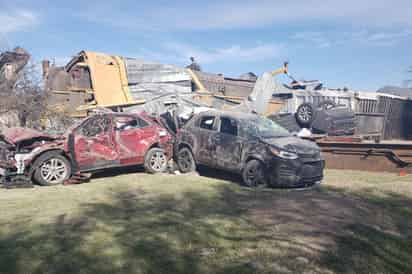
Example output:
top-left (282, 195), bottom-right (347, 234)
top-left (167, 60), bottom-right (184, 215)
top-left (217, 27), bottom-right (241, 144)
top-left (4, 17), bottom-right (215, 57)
top-left (196, 109), bottom-right (258, 120)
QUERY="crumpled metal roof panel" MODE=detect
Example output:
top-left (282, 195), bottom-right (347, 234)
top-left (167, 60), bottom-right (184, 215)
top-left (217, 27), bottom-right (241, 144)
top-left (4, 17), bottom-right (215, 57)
top-left (124, 58), bottom-right (191, 85)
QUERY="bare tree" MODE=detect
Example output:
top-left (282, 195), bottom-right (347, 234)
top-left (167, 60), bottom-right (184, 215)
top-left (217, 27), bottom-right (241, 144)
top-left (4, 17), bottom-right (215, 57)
top-left (0, 60), bottom-right (46, 128)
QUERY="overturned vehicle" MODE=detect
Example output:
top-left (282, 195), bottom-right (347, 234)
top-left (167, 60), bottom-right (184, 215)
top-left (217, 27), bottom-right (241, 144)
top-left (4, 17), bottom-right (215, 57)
top-left (175, 110), bottom-right (325, 187)
top-left (0, 112), bottom-right (173, 186)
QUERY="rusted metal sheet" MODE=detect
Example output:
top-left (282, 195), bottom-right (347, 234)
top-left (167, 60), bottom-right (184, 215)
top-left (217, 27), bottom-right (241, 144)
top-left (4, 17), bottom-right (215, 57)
top-left (317, 139), bottom-right (412, 173)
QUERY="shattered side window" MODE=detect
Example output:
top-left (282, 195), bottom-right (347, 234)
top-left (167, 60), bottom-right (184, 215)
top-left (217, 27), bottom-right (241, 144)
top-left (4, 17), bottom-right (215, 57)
top-left (80, 116), bottom-right (111, 137)
top-left (137, 117), bottom-right (149, 128)
top-left (114, 116), bottom-right (148, 131)
top-left (198, 116), bottom-right (215, 130)
top-left (220, 117), bottom-right (238, 136)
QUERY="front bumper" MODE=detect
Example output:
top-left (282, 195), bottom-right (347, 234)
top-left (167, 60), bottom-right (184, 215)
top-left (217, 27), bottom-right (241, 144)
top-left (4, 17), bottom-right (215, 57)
top-left (266, 157), bottom-right (325, 187)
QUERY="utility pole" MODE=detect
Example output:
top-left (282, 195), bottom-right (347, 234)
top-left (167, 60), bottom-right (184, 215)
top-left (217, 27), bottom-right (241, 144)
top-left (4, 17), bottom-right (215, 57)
top-left (402, 66), bottom-right (412, 88)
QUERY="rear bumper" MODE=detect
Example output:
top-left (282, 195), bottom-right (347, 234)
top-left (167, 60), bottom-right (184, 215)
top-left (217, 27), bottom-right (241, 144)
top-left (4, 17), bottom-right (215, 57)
top-left (266, 158), bottom-right (325, 187)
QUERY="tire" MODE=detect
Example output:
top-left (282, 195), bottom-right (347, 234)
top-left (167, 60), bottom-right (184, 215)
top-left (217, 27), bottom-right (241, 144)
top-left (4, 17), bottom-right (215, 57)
top-left (33, 152), bottom-right (71, 186)
top-left (242, 160), bottom-right (264, 187)
top-left (176, 147), bottom-right (196, 173)
top-left (144, 148), bottom-right (168, 174)
top-left (318, 100), bottom-right (336, 110)
top-left (295, 103), bottom-right (316, 127)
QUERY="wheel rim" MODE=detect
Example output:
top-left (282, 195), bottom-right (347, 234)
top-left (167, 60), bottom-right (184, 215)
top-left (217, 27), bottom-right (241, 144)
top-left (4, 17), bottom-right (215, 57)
top-left (298, 106), bottom-right (313, 122)
top-left (246, 166), bottom-right (259, 186)
top-left (149, 151), bottom-right (167, 171)
top-left (246, 166), bottom-right (262, 186)
top-left (178, 150), bottom-right (193, 172)
top-left (40, 158), bottom-right (68, 185)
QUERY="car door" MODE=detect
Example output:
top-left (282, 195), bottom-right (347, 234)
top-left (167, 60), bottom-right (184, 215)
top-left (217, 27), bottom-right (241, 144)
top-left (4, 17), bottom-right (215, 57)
top-left (194, 115), bottom-right (218, 167)
top-left (113, 115), bottom-right (153, 165)
top-left (73, 115), bottom-right (119, 171)
top-left (214, 116), bottom-right (243, 171)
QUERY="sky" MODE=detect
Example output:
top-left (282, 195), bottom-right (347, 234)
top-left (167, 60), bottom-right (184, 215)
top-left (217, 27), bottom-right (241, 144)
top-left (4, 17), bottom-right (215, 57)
top-left (1, 0), bottom-right (412, 91)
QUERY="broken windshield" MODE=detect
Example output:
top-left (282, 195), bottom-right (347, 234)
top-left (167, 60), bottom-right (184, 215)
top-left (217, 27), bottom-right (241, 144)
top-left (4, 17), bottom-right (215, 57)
top-left (243, 117), bottom-right (291, 138)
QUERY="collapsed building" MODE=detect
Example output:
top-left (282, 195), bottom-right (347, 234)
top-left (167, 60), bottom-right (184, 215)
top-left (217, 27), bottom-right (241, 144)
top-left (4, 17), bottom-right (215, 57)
top-left (43, 50), bottom-right (412, 142)
top-left (43, 51), bottom-right (284, 120)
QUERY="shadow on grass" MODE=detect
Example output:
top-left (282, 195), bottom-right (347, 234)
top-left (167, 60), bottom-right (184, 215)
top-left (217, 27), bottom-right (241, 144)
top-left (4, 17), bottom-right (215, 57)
top-left (0, 183), bottom-right (412, 273)
top-left (90, 165), bottom-right (146, 179)
top-left (196, 166), bottom-right (244, 185)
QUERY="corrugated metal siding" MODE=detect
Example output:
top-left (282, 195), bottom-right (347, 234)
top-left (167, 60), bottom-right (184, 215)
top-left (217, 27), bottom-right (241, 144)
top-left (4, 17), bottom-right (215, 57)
top-left (128, 83), bottom-right (191, 101)
top-left (124, 58), bottom-right (191, 84)
top-left (353, 96), bottom-right (412, 140)
top-left (123, 58), bottom-right (192, 102)
top-left (379, 97), bottom-right (412, 140)
top-left (194, 71), bottom-right (255, 97)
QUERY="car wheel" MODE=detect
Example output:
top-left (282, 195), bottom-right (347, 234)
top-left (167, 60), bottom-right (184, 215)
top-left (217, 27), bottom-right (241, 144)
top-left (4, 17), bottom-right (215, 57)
top-left (177, 147), bottom-right (196, 173)
top-left (144, 148), bottom-right (168, 174)
top-left (295, 103), bottom-right (316, 127)
top-left (33, 152), bottom-right (71, 186)
top-left (242, 159), bottom-right (264, 187)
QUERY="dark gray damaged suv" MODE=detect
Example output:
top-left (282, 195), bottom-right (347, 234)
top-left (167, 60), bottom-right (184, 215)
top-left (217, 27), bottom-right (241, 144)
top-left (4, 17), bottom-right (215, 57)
top-left (175, 110), bottom-right (324, 187)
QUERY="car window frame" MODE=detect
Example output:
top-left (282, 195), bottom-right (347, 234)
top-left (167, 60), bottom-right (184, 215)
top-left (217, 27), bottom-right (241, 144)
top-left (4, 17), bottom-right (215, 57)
top-left (197, 115), bottom-right (217, 131)
top-left (218, 116), bottom-right (239, 137)
top-left (75, 114), bottom-right (112, 138)
top-left (113, 115), bottom-right (150, 132)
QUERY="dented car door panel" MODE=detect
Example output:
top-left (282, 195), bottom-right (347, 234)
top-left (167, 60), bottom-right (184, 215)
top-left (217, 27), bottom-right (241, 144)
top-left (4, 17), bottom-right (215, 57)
top-left (194, 116), bottom-right (217, 167)
top-left (115, 128), bottom-right (143, 164)
top-left (114, 115), bottom-right (161, 165)
top-left (214, 117), bottom-right (243, 171)
top-left (113, 115), bottom-right (145, 165)
top-left (74, 115), bottom-right (119, 171)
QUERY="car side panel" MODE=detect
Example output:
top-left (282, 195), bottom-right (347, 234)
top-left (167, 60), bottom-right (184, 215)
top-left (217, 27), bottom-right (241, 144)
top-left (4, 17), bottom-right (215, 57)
top-left (71, 115), bottom-right (120, 171)
top-left (214, 133), bottom-right (244, 171)
top-left (179, 121), bottom-right (217, 167)
top-left (74, 133), bottom-right (119, 170)
top-left (116, 125), bottom-right (159, 165)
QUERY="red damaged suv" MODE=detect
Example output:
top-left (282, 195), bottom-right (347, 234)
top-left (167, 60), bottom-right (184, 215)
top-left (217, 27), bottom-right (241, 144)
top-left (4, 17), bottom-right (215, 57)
top-left (0, 112), bottom-right (173, 186)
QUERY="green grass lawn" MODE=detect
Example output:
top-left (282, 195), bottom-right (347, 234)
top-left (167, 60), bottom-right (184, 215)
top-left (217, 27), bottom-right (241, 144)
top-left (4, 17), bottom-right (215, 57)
top-left (0, 169), bottom-right (411, 274)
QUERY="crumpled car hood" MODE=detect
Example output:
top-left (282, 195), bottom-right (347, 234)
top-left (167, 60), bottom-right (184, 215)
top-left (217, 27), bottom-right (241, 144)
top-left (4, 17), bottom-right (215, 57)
top-left (262, 136), bottom-right (320, 154)
top-left (0, 127), bottom-right (55, 145)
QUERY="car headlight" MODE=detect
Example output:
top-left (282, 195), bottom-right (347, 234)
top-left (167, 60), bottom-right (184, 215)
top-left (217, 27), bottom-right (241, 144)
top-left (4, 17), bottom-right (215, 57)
top-left (270, 147), bottom-right (299, 160)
